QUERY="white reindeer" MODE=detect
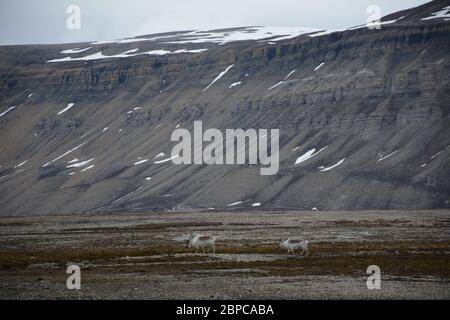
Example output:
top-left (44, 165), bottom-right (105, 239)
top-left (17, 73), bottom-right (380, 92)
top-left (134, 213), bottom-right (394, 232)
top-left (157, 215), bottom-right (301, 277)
top-left (279, 239), bottom-right (309, 256)
top-left (187, 234), bottom-right (216, 254)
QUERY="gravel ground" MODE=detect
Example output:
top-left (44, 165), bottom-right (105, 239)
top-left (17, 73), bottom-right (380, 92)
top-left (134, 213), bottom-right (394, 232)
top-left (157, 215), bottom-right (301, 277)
top-left (0, 210), bottom-right (449, 299)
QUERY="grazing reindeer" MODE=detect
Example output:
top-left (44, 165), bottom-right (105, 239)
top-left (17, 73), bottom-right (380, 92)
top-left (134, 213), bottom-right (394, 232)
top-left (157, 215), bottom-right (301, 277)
top-left (187, 234), bottom-right (216, 254)
top-left (279, 239), bottom-right (309, 256)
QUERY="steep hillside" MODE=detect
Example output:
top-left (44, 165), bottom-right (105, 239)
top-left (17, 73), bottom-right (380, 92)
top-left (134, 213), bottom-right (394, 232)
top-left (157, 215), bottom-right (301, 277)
top-left (0, 0), bottom-right (449, 215)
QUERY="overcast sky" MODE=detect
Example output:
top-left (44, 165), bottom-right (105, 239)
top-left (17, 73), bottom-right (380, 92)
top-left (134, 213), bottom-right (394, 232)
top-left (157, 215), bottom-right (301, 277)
top-left (0, 0), bottom-right (430, 45)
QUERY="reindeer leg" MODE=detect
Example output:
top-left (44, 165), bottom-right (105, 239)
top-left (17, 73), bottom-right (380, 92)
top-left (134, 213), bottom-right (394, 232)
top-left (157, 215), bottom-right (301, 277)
top-left (202, 247), bottom-right (205, 254)
top-left (213, 244), bottom-right (216, 254)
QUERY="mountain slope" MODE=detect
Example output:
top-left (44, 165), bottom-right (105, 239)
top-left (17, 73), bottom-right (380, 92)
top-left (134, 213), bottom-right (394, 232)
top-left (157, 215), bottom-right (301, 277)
top-left (0, 0), bottom-right (449, 215)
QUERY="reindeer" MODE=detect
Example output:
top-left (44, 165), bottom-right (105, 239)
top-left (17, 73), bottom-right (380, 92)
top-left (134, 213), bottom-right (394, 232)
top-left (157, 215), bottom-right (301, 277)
top-left (279, 239), bottom-right (309, 256)
top-left (187, 234), bottom-right (216, 254)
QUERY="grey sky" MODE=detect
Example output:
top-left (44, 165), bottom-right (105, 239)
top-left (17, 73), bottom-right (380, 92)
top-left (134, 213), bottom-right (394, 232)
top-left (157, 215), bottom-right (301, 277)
top-left (0, 0), bottom-right (430, 45)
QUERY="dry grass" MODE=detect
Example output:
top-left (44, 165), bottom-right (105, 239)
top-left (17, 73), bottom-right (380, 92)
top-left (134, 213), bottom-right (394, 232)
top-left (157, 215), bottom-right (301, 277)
top-left (1, 240), bottom-right (449, 278)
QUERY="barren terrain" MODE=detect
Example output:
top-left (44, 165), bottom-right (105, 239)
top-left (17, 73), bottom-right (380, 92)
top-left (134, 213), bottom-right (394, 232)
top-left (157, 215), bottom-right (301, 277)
top-left (0, 210), bottom-right (449, 299)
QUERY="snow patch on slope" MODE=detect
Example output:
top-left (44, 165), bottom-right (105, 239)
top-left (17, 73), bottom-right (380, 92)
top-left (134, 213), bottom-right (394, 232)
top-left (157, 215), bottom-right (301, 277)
top-left (81, 165), bottom-right (95, 172)
top-left (14, 160), bottom-right (28, 168)
top-left (134, 159), bottom-right (149, 165)
top-left (154, 153), bottom-right (166, 159)
top-left (57, 103), bottom-right (75, 115)
top-left (202, 65), bottom-right (234, 92)
top-left (314, 62), bottom-right (325, 71)
top-left (166, 26), bottom-right (319, 45)
top-left (227, 201), bottom-right (243, 207)
top-left (229, 81), bottom-right (242, 89)
top-left (67, 158), bottom-right (95, 168)
top-left (269, 81), bottom-right (285, 90)
top-left (377, 150), bottom-right (398, 162)
top-left (285, 70), bottom-right (296, 80)
top-left (295, 147), bottom-right (327, 165)
top-left (154, 155), bottom-right (179, 164)
top-left (309, 17), bottom-right (404, 38)
top-left (61, 47), bottom-right (92, 54)
top-left (319, 158), bottom-right (346, 172)
top-left (421, 6), bottom-right (450, 20)
top-left (0, 106), bottom-right (17, 118)
top-left (43, 142), bottom-right (88, 167)
top-left (48, 48), bottom-right (207, 63)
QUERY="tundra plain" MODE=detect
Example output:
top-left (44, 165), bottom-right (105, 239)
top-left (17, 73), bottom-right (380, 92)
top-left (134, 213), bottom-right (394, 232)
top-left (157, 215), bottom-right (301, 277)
top-left (0, 210), bottom-right (449, 299)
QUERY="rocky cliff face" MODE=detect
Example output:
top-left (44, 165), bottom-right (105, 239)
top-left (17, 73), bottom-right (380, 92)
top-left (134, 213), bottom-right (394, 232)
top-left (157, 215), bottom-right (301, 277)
top-left (0, 0), bottom-right (449, 215)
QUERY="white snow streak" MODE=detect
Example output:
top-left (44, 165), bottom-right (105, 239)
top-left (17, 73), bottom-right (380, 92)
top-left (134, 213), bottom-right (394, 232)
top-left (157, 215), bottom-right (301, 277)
top-left (57, 103), bottom-right (75, 115)
top-left (81, 165), bottom-right (95, 172)
top-left (154, 155), bottom-right (179, 164)
top-left (43, 141), bottom-right (88, 167)
top-left (154, 153), bottom-right (166, 159)
top-left (319, 158), bottom-right (346, 172)
top-left (309, 30), bottom-right (339, 38)
top-left (134, 159), bottom-right (149, 165)
top-left (285, 70), bottom-right (296, 79)
top-left (421, 6), bottom-right (450, 20)
top-left (355, 19), bottom-right (400, 30)
top-left (61, 47), bottom-right (92, 54)
top-left (229, 81), bottom-right (242, 88)
top-left (163, 193), bottom-right (175, 198)
top-left (14, 160), bottom-right (28, 168)
top-left (295, 147), bottom-right (328, 165)
top-left (202, 65), bottom-right (234, 92)
top-left (166, 27), bottom-right (319, 45)
top-left (269, 81), bottom-right (285, 90)
top-left (67, 158), bottom-right (95, 168)
top-left (47, 48), bottom-right (207, 63)
top-left (314, 62), bottom-right (325, 71)
top-left (112, 186), bottom-right (144, 203)
top-left (309, 17), bottom-right (403, 38)
top-left (227, 201), bottom-right (243, 207)
top-left (0, 106), bottom-right (17, 118)
top-left (431, 150), bottom-right (443, 159)
top-left (377, 150), bottom-right (398, 162)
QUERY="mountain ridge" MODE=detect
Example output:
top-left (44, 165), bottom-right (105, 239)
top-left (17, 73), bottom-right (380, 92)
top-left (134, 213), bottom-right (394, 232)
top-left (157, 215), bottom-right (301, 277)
top-left (0, 0), bottom-right (449, 215)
